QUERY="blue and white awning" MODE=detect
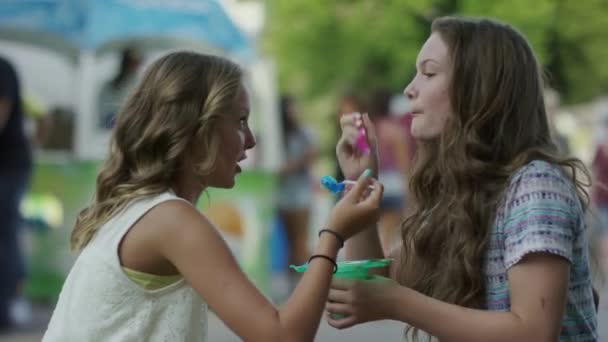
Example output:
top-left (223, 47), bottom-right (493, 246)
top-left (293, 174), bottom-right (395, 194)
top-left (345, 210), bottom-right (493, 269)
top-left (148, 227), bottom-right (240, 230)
top-left (0, 0), bottom-right (252, 58)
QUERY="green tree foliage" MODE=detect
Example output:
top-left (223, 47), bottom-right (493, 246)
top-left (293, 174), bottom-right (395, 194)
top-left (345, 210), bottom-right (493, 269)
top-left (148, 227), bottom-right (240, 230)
top-left (264, 0), bottom-right (608, 104)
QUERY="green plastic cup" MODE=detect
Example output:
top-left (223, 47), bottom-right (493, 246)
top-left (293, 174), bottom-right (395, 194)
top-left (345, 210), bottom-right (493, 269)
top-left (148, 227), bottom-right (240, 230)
top-left (290, 258), bottom-right (393, 319)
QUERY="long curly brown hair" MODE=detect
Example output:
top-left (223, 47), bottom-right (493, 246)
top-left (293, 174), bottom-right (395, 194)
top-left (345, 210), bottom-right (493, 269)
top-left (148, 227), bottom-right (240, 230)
top-left (71, 52), bottom-right (243, 251)
top-left (398, 16), bottom-right (590, 338)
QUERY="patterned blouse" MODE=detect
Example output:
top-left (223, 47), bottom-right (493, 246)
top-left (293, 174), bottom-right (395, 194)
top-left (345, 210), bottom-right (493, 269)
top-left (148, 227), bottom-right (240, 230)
top-left (484, 160), bottom-right (597, 341)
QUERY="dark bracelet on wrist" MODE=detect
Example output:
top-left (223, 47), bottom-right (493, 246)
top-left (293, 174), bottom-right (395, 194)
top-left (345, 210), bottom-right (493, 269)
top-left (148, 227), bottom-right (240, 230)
top-left (308, 254), bottom-right (338, 273)
top-left (318, 228), bottom-right (345, 249)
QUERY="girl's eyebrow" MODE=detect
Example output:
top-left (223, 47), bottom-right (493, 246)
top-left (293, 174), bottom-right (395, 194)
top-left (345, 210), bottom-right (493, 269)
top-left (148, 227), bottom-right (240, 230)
top-left (419, 59), bottom-right (440, 68)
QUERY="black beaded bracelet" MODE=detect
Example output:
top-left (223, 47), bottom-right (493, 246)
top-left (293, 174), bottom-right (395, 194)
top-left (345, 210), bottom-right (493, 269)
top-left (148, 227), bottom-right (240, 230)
top-left (318, 229), bottom-right (345, 249)
top-left (308, 254), bottom-right (338, 273)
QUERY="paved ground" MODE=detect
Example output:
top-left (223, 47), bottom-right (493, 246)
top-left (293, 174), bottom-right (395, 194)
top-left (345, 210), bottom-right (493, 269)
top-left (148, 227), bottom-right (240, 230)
top-left (3, 293), bottom-right (608, 342)
top-left (0, 304), bottom-right (405, 342)
top-left (3, 265), bottom-right (608, 342)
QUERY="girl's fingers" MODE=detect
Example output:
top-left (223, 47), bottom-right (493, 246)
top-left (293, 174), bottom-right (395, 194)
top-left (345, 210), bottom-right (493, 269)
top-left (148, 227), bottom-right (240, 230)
top-left (331, 278), bottom-right (355, 290)
top-left (343, 170), bottom-right (373, 204)
top-left (362, 113), bottom-right (377, 144)
top-left (358, 179), bottom-right (384, 209)
top-left (328, 288), bottom-right (351, 304)
top-left (340, 112), bottom-right (360, 130)
top-left (342, 127), bottom-right (359, 145)
top-left (326, 310), bottom-right (359, 330)
top-left (325, 302), bottom-right (354, 317)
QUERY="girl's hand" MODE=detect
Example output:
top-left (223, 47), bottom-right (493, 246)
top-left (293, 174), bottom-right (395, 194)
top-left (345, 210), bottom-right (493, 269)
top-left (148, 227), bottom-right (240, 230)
top-left (337, 113), bottom-right (379, 181)
top-left (326, 275), bottom-right (399, 329)
top-left (325, 169), bottom-right (384, 240)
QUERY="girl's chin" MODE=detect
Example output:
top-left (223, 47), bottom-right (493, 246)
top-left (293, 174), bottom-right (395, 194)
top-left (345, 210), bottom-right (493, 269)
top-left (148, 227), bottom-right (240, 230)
top-left (410, 122), bottom-right (441, 141)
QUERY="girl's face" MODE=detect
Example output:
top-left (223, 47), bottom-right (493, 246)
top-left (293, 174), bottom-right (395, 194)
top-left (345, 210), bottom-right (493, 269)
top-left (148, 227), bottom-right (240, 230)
top-left (403, 33), bottom-right (454, 141)
top-left (206, 86), bottom-right (256, 188)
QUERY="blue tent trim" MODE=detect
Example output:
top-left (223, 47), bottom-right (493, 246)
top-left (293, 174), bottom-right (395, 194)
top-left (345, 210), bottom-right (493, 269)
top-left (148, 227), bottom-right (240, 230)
top-left (0, 0), bottom-right (86, 44)
top-left (0, 0), bottom-right (252, 58)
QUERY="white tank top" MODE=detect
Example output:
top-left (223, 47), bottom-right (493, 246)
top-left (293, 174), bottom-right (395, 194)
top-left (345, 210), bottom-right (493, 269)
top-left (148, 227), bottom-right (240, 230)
top-left (43, 191), bottom-right (208, 341)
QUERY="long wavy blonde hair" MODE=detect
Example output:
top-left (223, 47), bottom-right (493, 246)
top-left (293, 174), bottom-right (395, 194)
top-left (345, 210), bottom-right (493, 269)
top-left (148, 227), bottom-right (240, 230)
top-left (71, 52), bottom-right (243, 251)
top-left (399, 16), bottom-right (590, 338)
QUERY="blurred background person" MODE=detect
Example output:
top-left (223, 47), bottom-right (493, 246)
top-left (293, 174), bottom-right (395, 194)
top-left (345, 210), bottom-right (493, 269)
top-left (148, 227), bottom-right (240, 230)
top-left (98, 46), bottom-right (142, 129)
top-left (368, 87), bottom-right (411, 255)
top-left (276, 95), bottom-right (318, 290)
top-left (38, 106), bottom-right (75, 152)
top-left (592, 115), bottom-right (608, 256)
top-left (545, 88), bottom-right (571, 155)
top-left (0, 55), bottom-right (32, 332)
